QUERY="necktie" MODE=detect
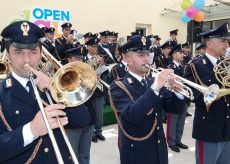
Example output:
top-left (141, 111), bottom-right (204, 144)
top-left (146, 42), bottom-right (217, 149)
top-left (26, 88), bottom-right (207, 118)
top-left (141, 79), bottom-right (148, 90)
top-left (26, 81), bottom-right (35, 97)
top-left (216, 59), bottom-right (221, 65)
top-left (179, 65), bottom-right (184, 72)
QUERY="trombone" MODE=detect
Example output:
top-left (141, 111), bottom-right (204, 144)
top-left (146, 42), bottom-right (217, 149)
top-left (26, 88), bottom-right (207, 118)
top-left (28, 47), bottom-right (97, 164)
top-left (146, 65), bottom-right (220, 106)
top-left (0, 50), bottom-right (11, 80)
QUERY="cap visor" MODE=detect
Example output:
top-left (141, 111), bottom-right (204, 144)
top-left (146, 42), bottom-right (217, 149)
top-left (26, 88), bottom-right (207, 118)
top-left (11, 42), bottom-right (39, 49)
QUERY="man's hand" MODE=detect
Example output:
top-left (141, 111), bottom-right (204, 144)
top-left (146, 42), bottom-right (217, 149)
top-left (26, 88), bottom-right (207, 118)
top-left (152, 69), bottom-right (174, 90)
top-left (26, 65), bottom-right (52, 91)
top-left (30, 104), bottom-right (67, 138)
top-left (168, 77), bottom-right (183, 91)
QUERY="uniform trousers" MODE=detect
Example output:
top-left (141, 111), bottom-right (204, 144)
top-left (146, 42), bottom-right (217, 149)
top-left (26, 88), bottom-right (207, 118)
top-left (93, 96), bottom-right (105, 136)
top-left (66, 125), bottom-right (94, 164)
top-left (166, 109), bottom-right (187, 146)
top-left (196, 140), bottom-right (230, 164)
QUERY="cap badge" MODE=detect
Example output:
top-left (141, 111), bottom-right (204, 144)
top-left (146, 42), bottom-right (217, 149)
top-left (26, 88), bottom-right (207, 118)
top-left (21, 22), bottom-right (30, 36)
top-left (141, 36), bottom-right (146, 46)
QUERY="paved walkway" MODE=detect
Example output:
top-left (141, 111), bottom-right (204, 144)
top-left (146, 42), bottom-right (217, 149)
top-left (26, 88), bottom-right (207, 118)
top-left (91, 104), bottom-right (196, 164)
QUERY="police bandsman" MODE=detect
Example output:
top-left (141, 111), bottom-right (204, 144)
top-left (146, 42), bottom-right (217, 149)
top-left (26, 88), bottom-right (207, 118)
top-left (64, 47), bottom-right (96, 164)
top-left (194, 44), bottom-right (206, 60)
top-left (42, 27), bottom-right (59, 60)
top-left (109, 35), bottom-right (178, 164)
top-left (168, 29), bottom-right (178, 48)
top-left (55, 22), bottom-right (75, 65)
top-left (110, 46), bottom-right (127, 81)
top-left (0, 20), bottom-right (91, 164)
top-left (83, 38), bottom-right (106, 143)
top-left (98, 30), bottom-right (117, 64)
top-left (182, 42), bottom-right (192, 66)
top-left (155, 40), bottom-right (173, 68)
top-left (166, 44), bottom-right (188, 152)
top-left (184, 22), bottom-right (230, 164)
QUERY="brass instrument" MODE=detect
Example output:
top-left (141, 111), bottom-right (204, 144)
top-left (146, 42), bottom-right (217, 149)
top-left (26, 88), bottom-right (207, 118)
top-left (26, 47), bottom-right (97, 164)
top-left (27, 69), bottom-right (65, 164)
top-left (0, 50), bottom-right (11, 80)
top-left (213, 57), bottom-right (230, 100)
top-left (146, 65), bottom-right (220, 106)
top-left (26, 61), bottom-right (96, 163)
top-left (85, 53), bottom-right (111, 89)
top-left (50, 62), bottom-right (97, 107)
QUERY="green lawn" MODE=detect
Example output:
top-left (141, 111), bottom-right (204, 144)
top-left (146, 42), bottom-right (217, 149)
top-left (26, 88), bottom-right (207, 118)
top-left (103, 105), bottom-right (117, 126)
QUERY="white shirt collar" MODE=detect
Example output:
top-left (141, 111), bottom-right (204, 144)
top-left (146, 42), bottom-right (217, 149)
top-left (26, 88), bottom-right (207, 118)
top-left (205, 53), bottom-right (219, 66)
top-left (87, 54), bottom-right (93, 60)
top-left (173, 60), bottom-right (180, 67)
top-left (121, 60), bottom-right (127, 67)
top-left (12, 72), bottom-right (30, 91)
top-left (128, 71), bottom-right (145, 83)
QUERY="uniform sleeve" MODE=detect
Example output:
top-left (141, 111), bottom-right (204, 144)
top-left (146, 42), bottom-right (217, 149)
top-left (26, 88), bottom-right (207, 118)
top-left (110, 82), bottom-right (161, 125)
top-left (183, 63), bottom-right (203, 102)
top-left (0, 125), bottom-right (26, 162)
top-left (65, 104), bottom-right (91, 129)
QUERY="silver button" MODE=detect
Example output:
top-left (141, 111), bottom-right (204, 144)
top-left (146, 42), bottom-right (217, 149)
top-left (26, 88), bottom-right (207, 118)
top-left (208, 79), bottom-right (211, 82)
top-left (227, 104), bottom-right (229, 107)
top-left (44, 147), bottom-right (49, 153)
top-left (157, 127), bottom-right (159, 130)
top-left (202, 116), bottom-right (205, 119)
top-left (69, 156), bottom-right (72, 160)
top-left (15, 110), bottom-right (20, 115)
top-left (155, 113), bottom-right (158, 116)
top-left (160, 95), bottom-right (163, 98)
top-left (131, 144), bottom-right (134, 147)
top-left (227, 115), bottom-right (229, 119)
top-left (158, 140), bottom-right (160, 144)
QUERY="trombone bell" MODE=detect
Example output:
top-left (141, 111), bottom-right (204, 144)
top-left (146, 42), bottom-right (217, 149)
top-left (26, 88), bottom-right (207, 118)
top-left (50, 62), bottom-right (97, 107)
top-left (0, 60), bottom-right (11, 80)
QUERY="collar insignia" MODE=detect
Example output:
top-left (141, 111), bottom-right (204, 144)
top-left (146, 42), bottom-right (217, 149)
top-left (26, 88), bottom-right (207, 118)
top-left (127, 77), bottom-right (133, 84)
top-left (202, 59), bottom-right (206, 64)
top-left (6, 78), bottom-right (12, 88)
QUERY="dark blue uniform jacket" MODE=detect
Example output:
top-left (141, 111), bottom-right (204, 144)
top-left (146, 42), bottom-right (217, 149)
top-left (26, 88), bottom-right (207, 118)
top-left (0, 74), bottom-right (91, 164)
top-left (184, 55), bottom-right (230, 142)
top-left (110, 73), bottom-right (168, 164)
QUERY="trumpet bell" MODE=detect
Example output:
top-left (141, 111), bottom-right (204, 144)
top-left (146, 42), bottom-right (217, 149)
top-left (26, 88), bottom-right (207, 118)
top-left (203, 84), bottom-right (219, 104)
top-left (50, 62), bottom-right (97, 107)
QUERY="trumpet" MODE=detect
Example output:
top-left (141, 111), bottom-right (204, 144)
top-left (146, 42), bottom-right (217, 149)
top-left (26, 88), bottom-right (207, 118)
top-left (145, 65), bottom-right (220, 106)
